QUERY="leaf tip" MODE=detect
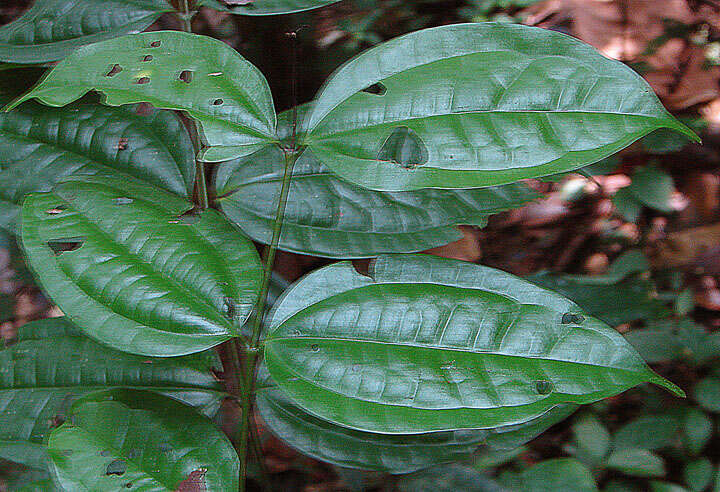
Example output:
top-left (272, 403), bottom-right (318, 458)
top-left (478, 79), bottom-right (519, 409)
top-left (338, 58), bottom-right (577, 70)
top-left (653, 375), bottom-right (685, 398)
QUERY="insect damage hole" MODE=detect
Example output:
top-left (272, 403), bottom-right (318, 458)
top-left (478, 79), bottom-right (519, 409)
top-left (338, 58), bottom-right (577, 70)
top-left (535, 380), bottom-right (553, 395)
top-left (142, 55), bottom-right (153, 62)
top-left (561, 313), bottom-right (585, 325)
top-left (377, 126), bottom-right (428, 169)
top-left (212, 98), bottom-right (224, 106)
top-left (105, 459), bottom-right (127, 476)
top-left (149, 40), bottom-right (161, 48)
top-left (47, 237), bottom-right (86, 256)
top-left (361, 82), bottom-right (387, 95)
top-left (136, 77), bottom-right (150, 85)
top-left (113, 197), bottom-right (133, 205)
top-left (179, 70), bottom-right (194, 84)
top-left (106, 64), bottom-right (123, 77)
top-left (45, 205), bottom-right (66, 215)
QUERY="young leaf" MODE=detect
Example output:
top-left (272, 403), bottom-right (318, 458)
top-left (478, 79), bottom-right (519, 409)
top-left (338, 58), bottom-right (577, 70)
top-left (6, 31), bottom-right (277, 162)
top-left (48, 389), bottom-right (238, 491)
top-left (198, 0), bottom-right (341, 15)
top-left (264, 254), bottom-right (682, 434)
top-left (216, 108), bottom-right (538, 259)
top-left (0, 102), bottom-right (195, 234)
top-left (21, 175), bottom-right (263, 356)
top-left (0, 318), bottom-right (225, 470)
top-left (0, 0), bottom-right (173, 64)
top-left (303, 23), bottom-right (698, 191)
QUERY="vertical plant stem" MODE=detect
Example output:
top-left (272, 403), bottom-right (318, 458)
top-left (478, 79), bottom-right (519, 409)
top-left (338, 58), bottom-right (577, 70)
top-left (239, 149), bottom-right (298, 491)
top-left (180, 0), bottom-right (193, 33)
top-left (238, 26), bottom-right (302, 492)
top-left (178, 0), bottom-right (208, 210)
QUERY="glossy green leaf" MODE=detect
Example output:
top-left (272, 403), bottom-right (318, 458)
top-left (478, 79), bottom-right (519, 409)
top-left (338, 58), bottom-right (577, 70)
top-left (0, 101), bottom-right (195, 233)
top-left (257, 365), bottom-right (574, 473)
top-left (48, 389), bottom-right (238, 491)
top-left (303, 22), bottom-right (698, 191)
top-left (7, 31), bottom-right (277, 162)
top-left (264, 254), bottom-right (682, 434)
top-left (606, 449), bottom-right (666, 478)
top-left (216, 108), bottom-right (538, 259)
top-left (519, 459), bottom-right (597, 492)
top-left (21, 175), bottom-right (263, 356)
top-left (0, 0), bottom-right (173, 64)
top-left (0, 318), bottom-right (225, 470)
top-left (198, 0), bottom-right (341, 15)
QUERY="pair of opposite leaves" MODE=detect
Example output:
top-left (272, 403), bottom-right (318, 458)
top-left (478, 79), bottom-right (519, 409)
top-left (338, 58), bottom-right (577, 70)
top-left (10, 23), bottom-right (689, 437)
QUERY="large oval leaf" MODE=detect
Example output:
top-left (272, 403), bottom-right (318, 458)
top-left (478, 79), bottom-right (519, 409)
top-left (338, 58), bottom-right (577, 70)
top-left (0, 101), bottom-right (195, 233)
top-left (0, 318), bottom-right (225, 470)
top-left (256, 365), bottom-right (575, 473)
top-left (198, 0), bottom-right (341, 15)
top-left (0, 0), bottom-right (173, 64)
top-left (303, 23), bottom-right (698, 191)
top-left (48, 389), bottom-right (238, 491)
top-left (264, 254), bottom-right (682, 434)
top-left (21, 175), bottom-right (263, 356)
top-left (216, 107), bottom-right (537, 258)
top-left (7, 31), bottom-right (277, 162)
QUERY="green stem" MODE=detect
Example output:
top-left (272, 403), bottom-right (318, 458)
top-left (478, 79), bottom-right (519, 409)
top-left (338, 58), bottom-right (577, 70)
top-left (180, 0), bottom-right (193, 33)
top-left (239, 149), bottom-right (298, 491)
top-left (177, 0), bottom-right (208, 210)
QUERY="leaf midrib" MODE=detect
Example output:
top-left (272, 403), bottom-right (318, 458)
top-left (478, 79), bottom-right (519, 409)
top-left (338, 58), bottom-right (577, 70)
top-left (266, 336), bottom-right (644, 374)
top-left (307, 110), bottom-right (663, 142)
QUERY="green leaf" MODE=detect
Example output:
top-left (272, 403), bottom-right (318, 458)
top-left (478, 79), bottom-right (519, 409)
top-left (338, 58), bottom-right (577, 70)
top-left (198, 0), bottom-right (341, 15)
top-left (0, 101), bottom-right (195, 234)
top-left (572, 414), bottom-right (610, 463)
top-left (682, 408), bottom-right (713, 455)
top-left (685, 458), bottom-right (714, 492)
top-left (528, 250), bottom-right (666, 326)
top-left (519, 459), bottom-right (597, 492)
top-left (257, 365), bottom-right (573, 473)
top-left (48, 389), bottom-right (238, 491)
top-left (693, 377), bottom-right (720, 413)
top-left (216, 107), bottom-right (538, 259)
top-left (605, 449), bottom-right (666, 478)
top-left (21, 175), bottom-right (263, 356)
top-left (612, 414), bottom-right (681, 451)
top-left (7, 31), bottom-right (277, 162)
top-left (303, 22), bottom-right (698, 191)
top-left (264, 254), bottom-right (682, 434)
top-left (0, 318), bottom-right (225, 470)
top-left (0, 0), bottom-right (173, 64)
top-left (398, 463), bottom-right (507, 492)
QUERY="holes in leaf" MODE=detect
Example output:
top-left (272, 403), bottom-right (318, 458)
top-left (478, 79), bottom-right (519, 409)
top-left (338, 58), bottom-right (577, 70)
top-left (213, 98), bottom-right (224, 106)
top-left (222, 297), bottom-right (236, 319)
top-left (142, 55), bottom-right (153, 62)
top-left (100, 450), bottom-right (111, 457)
top-left (535, 380), bottom-right (553, 395)
top-left (179, 70), bottom-right (193, 84)
top-left (45, 205), bottom-right (66, 215)
top-left (113, 197), bottom-right (133, 205)
top-left (311, 344), bottom-right (320, 352)
top-left (105, 459), bottom-right (127, 477)
top-left (106, 64), bottom-right (123, 77)
top-left (561, 313), bottom-right (585, 325)
top-left (377, 127), bottom-right (428, 170)
top-left (115, 138), bottom-right (129, 151)
top-left (136, 77), bottom-right (150, 85)
top-left (47, 237), bottom-right (85, 256)
top-left (361, 82), bottom-right (387, 95)
top-left (150, 40), bottom-right (161, 48)
top-left (176, 469), bottom-right (208, 491)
